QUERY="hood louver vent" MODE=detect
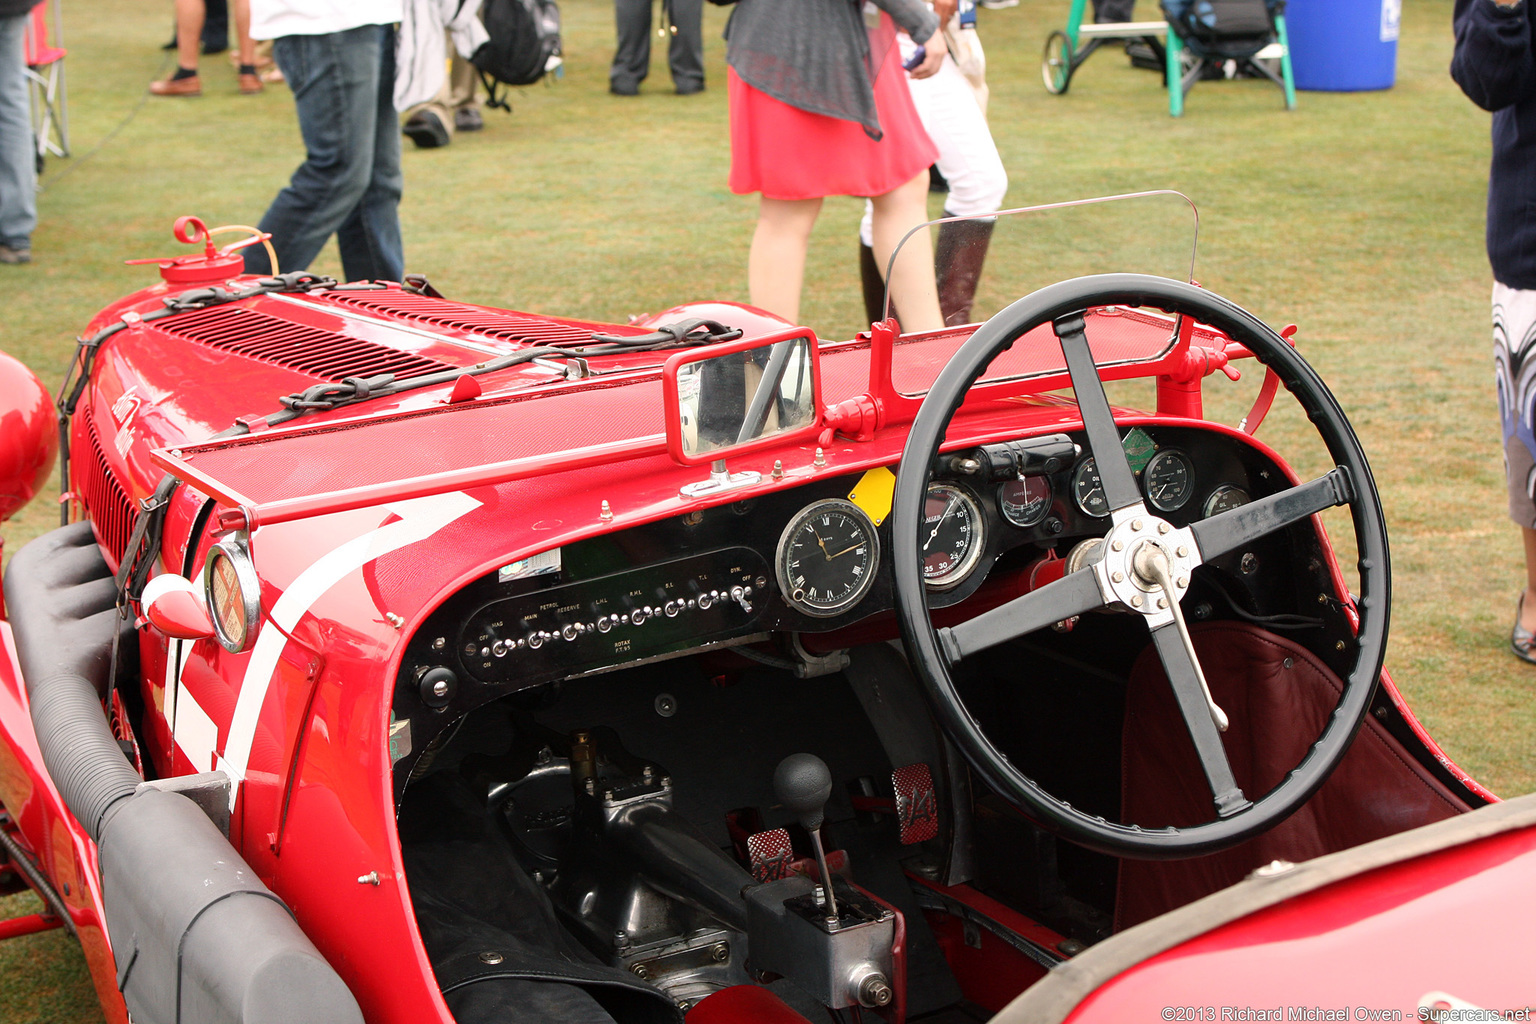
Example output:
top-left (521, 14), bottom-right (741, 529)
top-left (157, 305), bottom-right (457, 380)
top-left (327, 292), bottom-right (619, 346)
top-left (79, 403), bottom-right (136, 568)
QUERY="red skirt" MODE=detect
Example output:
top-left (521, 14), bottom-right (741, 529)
top-left (728, 48), bottom-right (938, 201)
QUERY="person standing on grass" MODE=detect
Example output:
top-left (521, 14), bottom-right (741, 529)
top-left (149, 0), bottom-right (264, 95)
top-left (1451, 0), bottom-right (1536, 663)
top-left (242, 0), bottom-right (405, 283)
top-left (0, 0), bottom-right (41, 265)
top-left (611, 0), bottom-right (705, 96)
top-left (726, 0), bottom-right (947, 330)
top-left (855, 0), bottom-right (1007, 329)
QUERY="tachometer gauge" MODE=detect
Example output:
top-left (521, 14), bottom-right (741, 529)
top-left (999, 475), bottom-right (1053, 528)
top-left (776, 499), bottom-right (881, 617)
top-left (1203, 484), bottom-right (1251, 518)
top-left (1072, 458), bottom-right (1110, 518)
top-left (1143, 449), bottom-right (1194, 512)
top-left (922, 483), bottom-right (985, 590)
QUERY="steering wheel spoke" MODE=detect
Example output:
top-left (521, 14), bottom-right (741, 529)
top-left (939, 567), bottom-right (1106, 663)
top-left (1190, 466), bottom-right (1355, 561)
top-left (1055, 313), bottom-right (1143, 513)
top-left (1148, 624), bottom-right (1251, 819)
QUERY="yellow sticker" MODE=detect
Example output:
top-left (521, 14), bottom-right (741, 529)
top-left (848, 466), bottom-right (897, 526)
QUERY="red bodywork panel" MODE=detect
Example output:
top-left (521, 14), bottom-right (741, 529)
top-left (1069, 828), bottom-right (1536, 1020)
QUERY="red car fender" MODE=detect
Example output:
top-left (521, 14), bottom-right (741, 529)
top-left (0, 622), bottom-right (128, 1024)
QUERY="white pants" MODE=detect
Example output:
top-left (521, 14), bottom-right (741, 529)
top-left (860, 27), bottom-right (1007, 247)
top-left (1493, 281), bottom-right (1536, 527)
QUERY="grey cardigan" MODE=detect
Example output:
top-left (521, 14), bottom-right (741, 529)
top-left (725, 0), bottom-right (939, 139)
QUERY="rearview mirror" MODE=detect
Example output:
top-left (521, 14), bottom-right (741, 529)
top-left (662, 331), bottom-right (823, 466)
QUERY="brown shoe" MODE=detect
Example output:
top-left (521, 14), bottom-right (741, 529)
top-left (150, 74), bottom-right (202, 97)
top-left (238, 72), bottom-right (263, 94)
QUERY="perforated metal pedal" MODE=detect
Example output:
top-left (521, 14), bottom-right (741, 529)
top-left (893, 763), bottom-right (938, 844)
top-left (746, 827), bottom-right (794, 882)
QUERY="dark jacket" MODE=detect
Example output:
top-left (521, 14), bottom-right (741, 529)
top-left (0, 0), bottom-right (44, 20)
top-left (1453, 0), bottom-right (1536, 289)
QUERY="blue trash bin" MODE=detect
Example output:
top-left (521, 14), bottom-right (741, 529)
top-left (1285, 0), bottom-right (1399, 91)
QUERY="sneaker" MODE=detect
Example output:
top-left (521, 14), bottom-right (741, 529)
top-left (150, 73), bottom-right (202, 97)
top-left (402, 110), bottom-right (450, 149)
top-left (978, 0), bottom-right (1018, 8)
top-left (239, 72), bottom-right (264, 94)
top-left (454, 107), bottom-right (484, 132)
top-left (0, 244), bottom-right (32, 265)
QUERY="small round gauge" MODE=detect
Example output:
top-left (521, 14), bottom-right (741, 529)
top-left (776, 499), bottom-right (881, 617)
top-left (999, 475), bottom-right (1053, 528)
top-left (203, 539), bottom-right (260, 653)
top-left (1203, 484), bottom-right (1252, 518)
top-left (922, 483), bottom-right (985, 590)
top-left (1072, 458), bottom-right (1110, 518)
top-left (1143, 449), bottom-right (1194, 512)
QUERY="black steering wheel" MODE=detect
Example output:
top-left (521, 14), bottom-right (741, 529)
top-left (891, 274), bottom-right (1389, 859)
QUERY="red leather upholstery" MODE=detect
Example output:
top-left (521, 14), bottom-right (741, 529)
top-left (1116, 621), bottom-right (1469, 929)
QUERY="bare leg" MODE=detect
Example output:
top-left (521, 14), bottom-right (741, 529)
top-left (748, 196), bottom-right (822, 324)
top-left (234, 0), bottom-right (255, 66)
top-left (869, 170), bottom-right (943, 334)
top-left (1520, 527), bottom-right (1536, 634)
top-left (176, 0), bottom-right (205, 71)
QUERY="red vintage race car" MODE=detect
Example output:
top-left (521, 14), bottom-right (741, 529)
top-left (0, 200), bottom-right (1531, 1024)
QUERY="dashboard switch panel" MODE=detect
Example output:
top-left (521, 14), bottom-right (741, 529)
top-left (458, 547), bottom-right (770, 684)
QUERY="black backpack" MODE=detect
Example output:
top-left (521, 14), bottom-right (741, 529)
top-left (1161, 0), bottom-right (1281, 61)
top-left (471, 0), bottom-right (562, 110)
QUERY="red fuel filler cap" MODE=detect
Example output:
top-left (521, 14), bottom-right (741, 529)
top-left (125, 215), bottom-right (268, 285)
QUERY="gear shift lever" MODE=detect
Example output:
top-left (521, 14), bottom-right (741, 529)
top-left (774, 753), bottom-right (839, 923)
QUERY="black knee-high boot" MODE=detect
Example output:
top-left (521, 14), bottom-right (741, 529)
top-left (859, 242), bottom-right (897, 328)
top-left (934, 219), bottom-right (995, 327)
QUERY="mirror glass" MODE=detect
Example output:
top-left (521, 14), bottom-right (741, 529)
top-left (675, 336), bottom-right (817, 457)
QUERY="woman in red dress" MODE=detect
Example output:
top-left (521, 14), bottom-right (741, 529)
top-left (726, 0), bottom-right (947, 329)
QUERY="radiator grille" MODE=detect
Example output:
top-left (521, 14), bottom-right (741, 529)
top-left (155, 304), bottom-right (456, 380)
top-left (79, 404), bottom-right (136, 568)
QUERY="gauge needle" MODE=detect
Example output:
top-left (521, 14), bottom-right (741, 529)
top-left (924, 496), bottom-right (961, 551)
top-left (810, 527), bottom-right (831, 560)
top-left (827, 541), bottom-right (865, 559)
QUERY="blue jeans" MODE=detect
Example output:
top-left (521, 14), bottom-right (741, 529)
top-left (0, 12), bottom-right (36, 251)
top-left (244, 24), bottom-right (403, 282)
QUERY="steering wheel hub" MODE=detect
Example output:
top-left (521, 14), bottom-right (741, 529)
top-left (1093, 514), bottom-right (1200, 628)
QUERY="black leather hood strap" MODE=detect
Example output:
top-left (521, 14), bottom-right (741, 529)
top-left (589, 318), bottom-right (744, 349)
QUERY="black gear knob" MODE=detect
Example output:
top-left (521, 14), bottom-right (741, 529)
top-left (774, 753), bottom-right (833, 832)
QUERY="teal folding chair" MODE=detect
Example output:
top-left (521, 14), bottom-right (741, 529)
top-left (1041, 0), bottom-right (1295, 117)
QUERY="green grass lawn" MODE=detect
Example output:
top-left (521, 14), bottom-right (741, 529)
top-left (0, 0), bottom-right (1531, 1017)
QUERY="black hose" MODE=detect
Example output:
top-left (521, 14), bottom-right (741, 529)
top-left (3, 523), bottom-right (141, 842)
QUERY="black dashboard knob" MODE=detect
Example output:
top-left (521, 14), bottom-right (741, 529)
top-left (419, 667), bottom-right (457, 708)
